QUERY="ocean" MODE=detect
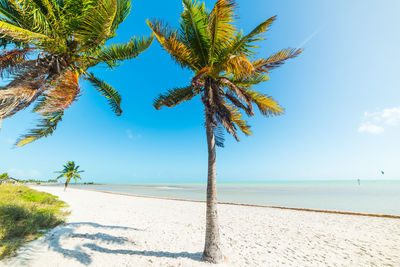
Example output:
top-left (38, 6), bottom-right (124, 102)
top-left (64, 180), bottom-right (400, 216)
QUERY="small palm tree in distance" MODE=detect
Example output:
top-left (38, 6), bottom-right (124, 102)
top-left (55, 161), bottom-right (84, 191)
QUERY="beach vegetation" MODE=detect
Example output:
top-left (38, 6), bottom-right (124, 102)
top-left (148, 0), bottom-right (301, 263)
top-left (0, 0), bottom-right (153, 146)
top-left (0, 184), bottom-right (68, 259)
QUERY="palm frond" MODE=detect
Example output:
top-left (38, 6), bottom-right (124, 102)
top-left (0, 0), bottom-right (23, 26)
top-left (214, 124), bottom-right (225, 147)
top-left (225, 53), bottom-right (254, 79)
top-left (85, 72), bottom-right (122, 116)
top-left (75, 0), bottom-right (118, 50)
top-left (214, 16), bottom-right (276, 69)
top-left (154, 86), bottom-right (198, 110)
top-left (228, 16), bottom-right (276, 56)
top-left (243, 88), bottom-right (283, 116)
top-left (94, 35), bottom-right (153, 67)
top-left (0, 61), bottom-right (48, 118)
top-left (15, 111), bottom-right (64, 146)
top-left (111, 0), bottom-right (132, 32)
top-left (223, 101), bottom-right (251, 136)
top-left (229, 73), bottom-right (269, 87)
top-left (253, 48), bottom-right (302, 72)
top-left (223, 91), bottom-right (253, 116)
top-left (147, 19), bottom-right (197, 70)
top-left (180, 0), bottom-right (210, 65)
top-left (214, 101), bottom-right (238, 140)
top-left (0, 20), bottom-right (53, 45)
top-left (218, 77), bottom-right (251, 107)
top-left (62, 0), bottom-right (96, 35)
top-left (0, 48), bottom-right (30, 78)
top-left (0, 88), bottom-right (35, 118)
top-left (208, 0), bottom-right (236, 64)
top-left (1, 86), bottom-right (46, 119)
top-left (34, 70), bottom-right (80, 115)
top-left (19, 0), bottom-right (56, 36)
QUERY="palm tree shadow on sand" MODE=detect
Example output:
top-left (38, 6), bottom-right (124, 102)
top-left (10, 222), bottom-right (202, 266)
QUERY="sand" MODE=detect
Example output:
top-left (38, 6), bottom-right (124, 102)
top-left (1, 186), bottom-right (400, 267)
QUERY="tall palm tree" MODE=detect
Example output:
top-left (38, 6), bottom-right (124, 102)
top-left (147, 0), bottom-right (302, 263)
top-left (0, 0), bottom-right (153, 146)
top-left (55, 161), bottom-right (84, 190)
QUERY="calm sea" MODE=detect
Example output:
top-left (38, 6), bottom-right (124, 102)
top-left (63, 180), bottom-right (400, 216)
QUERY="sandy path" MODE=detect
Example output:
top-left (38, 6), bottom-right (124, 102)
top-left (1, 186), bottom-right (400, 267)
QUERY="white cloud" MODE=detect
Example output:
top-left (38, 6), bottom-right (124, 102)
top-left (381, 107), bottom-right (400, 126)
top-left (359, 107), bottom-right (400, 134)
top-left (358, 123), bottom-right (384, 134)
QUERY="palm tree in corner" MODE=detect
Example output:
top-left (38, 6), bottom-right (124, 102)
top-left (0, 0), bottom-right (153, 145)
top-left (56, 161), bottom-right (84, 191)
top-left (147, 0), bottom-right (302, 263)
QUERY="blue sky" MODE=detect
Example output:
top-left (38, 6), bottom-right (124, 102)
top-left (1, 0), bottom-right (400, 182)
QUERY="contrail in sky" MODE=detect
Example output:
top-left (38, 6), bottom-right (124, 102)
top-left (297, 25), bottom-right (325, 49)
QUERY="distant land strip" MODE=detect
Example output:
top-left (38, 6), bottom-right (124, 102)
top-left (71, 187), bottom-right (400, 219)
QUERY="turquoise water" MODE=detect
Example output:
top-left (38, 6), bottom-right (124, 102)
top-left (64, 180), bottom-right (400, 215)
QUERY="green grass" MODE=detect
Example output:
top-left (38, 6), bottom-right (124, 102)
top-left (0, 184), bottom-right (68, 259)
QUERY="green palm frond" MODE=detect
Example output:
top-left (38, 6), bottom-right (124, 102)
top-left (111, 0), bottom-right (131, 32)
top-left (147, 19), bottom-right (196, 70)
top-left (85, 72), bottom-right (122, 116)
top-left (0, 0), bottom-right (22, 25)
top-left (94, 35), bottom-right (153, 67)
top-left (180, 0), bottom-right (210, 65)
top-left (0, 20), bottom-right (53, 45)
top-left (229, 73), bottom-right (269, 87)
top-left (154, 86), bottom-right (198, 110)
top-left (15, 111), bottom-right (64, 147)
top-left (75, 0), bottom-right (118, 50)
top-left (208, 0), bottom-right (236, 65)
top-left (20, 0), bottom-right (56, 36)
top-left (227, 16), bottom-right (276, 57)
top-left (62, 0), bottom-right (96, 35)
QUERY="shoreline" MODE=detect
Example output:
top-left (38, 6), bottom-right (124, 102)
top-left (71, 187), bottom-right (400, 219)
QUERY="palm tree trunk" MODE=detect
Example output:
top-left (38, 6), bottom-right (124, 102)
top-left (202, 113), bottom-right (224, 263)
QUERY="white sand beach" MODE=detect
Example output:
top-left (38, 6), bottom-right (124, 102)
top-left (2, 186), bottom-right (400, 267)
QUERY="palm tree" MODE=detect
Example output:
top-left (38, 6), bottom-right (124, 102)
top-left (147, 0), bottom-right (302, 263)
top-left (55, 161), bottom-right (84, 191)
top-left (0, 172), bottom-right (9, 180)
top-left (0, 0), bottom-right (153, 146)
